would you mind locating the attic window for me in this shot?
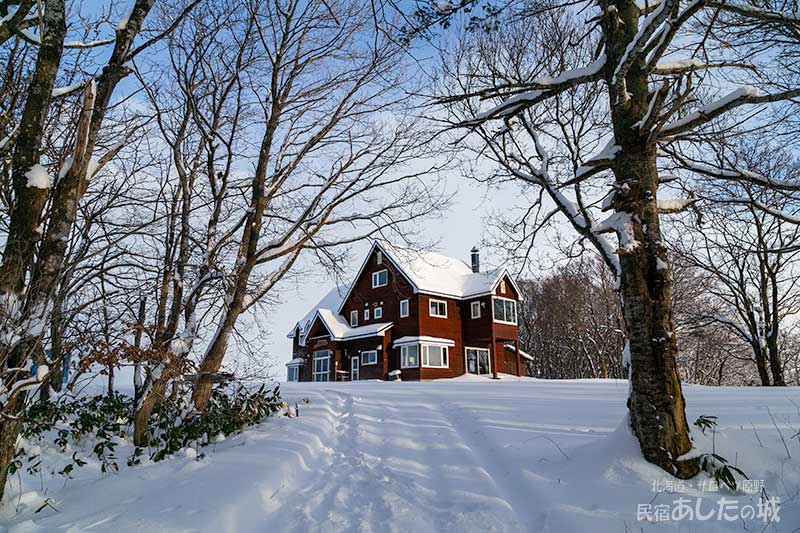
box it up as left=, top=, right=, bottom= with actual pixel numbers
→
left=500, top=279, right=506, bottom=293
left=372, top=269, right=388, bottom=288
left=350, top=310, right=358, bottom=327
left=376, top=250, right=383, bottom=264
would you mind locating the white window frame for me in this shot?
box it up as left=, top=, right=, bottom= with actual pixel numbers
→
left=500, top=279, right=507, bottom=293
left=399, top=299, right=409, bottom=318
left=364, top=308, right=370, bottom=321
left=312, top=350, right=330, bottom=382
left=464, top=347, right=491, bottom=376
left=492, top=296, right=518, bottom=325
left=371, top=269, right=388, bottom=288
left=421, top=344, right=449, bottom=368
left=429, top=298, right=447, bottom=318
left=470, top=301, right=481, bottom=319
left=400, top=345, right=419, bottom=368
left=360, top=350, right=378, bottom=366
left=374, top=306, right=383, bottom=319
left=287, top=366, right=299, bottom=382
left=350, top=310, right=358, bottom=327
left=376, top=250, right=383, bottom=264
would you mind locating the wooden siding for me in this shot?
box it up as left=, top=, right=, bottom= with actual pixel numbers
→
left=291, top=255, right=526, bottom=381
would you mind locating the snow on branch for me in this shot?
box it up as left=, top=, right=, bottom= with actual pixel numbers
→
left=707, top=1, right=800, bottom=25
left=657, top=86, right=800, bottom=137
left=612, top=0, right=678, bottom=91
left=52, top=81, right=87, bottom=98
left=572, top=141, right=621, bottom=181
left=652, top=59, right=754, bottom=75
left=500, top=121, right=622, bottom=282
left=19, top=28, right=114, bottom=48
left=592, top=212, right=640, bottom=254
left=670, top=152, right=800, bottom=191
left=657, top=198, right=697, bottom=213
left=461, top=55, right=606, bottom=125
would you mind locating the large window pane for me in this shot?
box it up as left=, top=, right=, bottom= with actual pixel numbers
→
left=493, top=298, right=504, bottom=320
left=421, top=345, right=448, bottom=367
left=401, top=345, right=418, bottom=368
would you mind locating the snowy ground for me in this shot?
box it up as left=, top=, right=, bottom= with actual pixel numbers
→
left=1, top=376, right=799, bottom=532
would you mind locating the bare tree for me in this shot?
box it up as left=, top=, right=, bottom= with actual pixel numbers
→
left=0, top=0, right=198, bottom=499
left=518, top=258, right=625, bottom=380
left=425, top=0, right=800, bottom=477
left=118, top=0, right=447, bottom=444
left=670, top=148, right=800, bottom=386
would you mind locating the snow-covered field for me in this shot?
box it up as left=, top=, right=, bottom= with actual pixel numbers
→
left=1, top=376, right=799, bottom=532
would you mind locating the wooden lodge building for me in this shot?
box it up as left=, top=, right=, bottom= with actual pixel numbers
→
left=286, top=241, right=530, bottom=382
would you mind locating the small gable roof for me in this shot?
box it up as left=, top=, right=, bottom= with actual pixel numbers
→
left=287, top=286, right=346, bottom=344
left=315, top=309, right=393, bottom=341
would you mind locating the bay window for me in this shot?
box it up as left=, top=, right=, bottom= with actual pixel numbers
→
left=422, top=344, right=448, bottom=368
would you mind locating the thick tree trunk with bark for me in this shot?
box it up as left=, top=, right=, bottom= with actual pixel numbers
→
left=613, top=147, right=697, bottom=477
left=605, top=0, right=698, bottom=478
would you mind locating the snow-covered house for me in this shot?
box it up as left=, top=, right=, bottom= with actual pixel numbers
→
left=286, top=241, right=529, bottom=381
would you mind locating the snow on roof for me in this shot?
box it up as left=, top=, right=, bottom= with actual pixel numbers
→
left=370, top=241, right=515, bottom=300
left=287, top=286, right=346, bottom=340
left=316, top=309, right=392, bottom=341
left=286, top=358, right=304, bottom=366
left=504, top=343, right=533, bottom=361
left=293, top=241, right=521, bottom=342
left=393, top=336, right=456, bottom=348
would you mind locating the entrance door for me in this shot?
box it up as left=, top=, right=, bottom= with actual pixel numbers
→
left=351, top=356, right=359, bottom=381
left=466, top=348, right=491, bottom=375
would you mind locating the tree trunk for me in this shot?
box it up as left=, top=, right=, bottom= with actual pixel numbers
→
left=0, top=0, right=67, bottom=502
left=752, top=342, right=772, bottom=386
left=614, top=145, right=698, bottom=478
left=605, top=0, right=698, bottom=479
left=0, top=398, right=24, bottom=499
left=133, top=374, right=168, bottom=447
left=191, top=312, right=239, bottom=411
left=766, top=338, right=785, bottom=386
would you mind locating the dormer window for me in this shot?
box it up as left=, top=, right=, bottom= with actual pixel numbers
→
left=371, top=269, right=387, bottom=288
left=364, top=308, right=370, bottom=321
left=350, top=310, right=358, bottom=327
left=376, top=250, right=383, bottom=264
left=500, top=279, right=506, bottom=293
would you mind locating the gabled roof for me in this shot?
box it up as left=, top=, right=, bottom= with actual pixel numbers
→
left=336, top=241, right=521, bottom=313
left=314, top=309, right=393, bottom=341
left=288, top=285, right=392, bottom=346
left=287, top=286, right=346, bottom=345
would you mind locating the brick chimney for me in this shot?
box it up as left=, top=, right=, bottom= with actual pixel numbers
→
left=470, top=246, right=480, bottom=273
